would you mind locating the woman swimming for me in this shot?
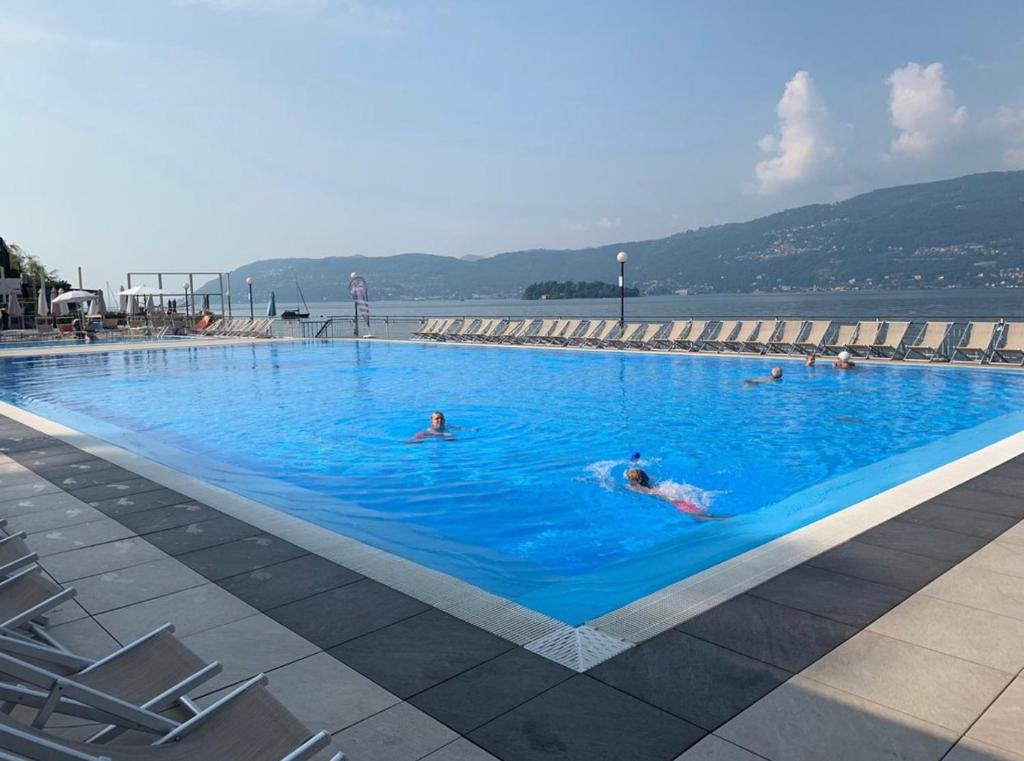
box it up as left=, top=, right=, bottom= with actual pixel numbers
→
left=625, top=467, right=723, bottom=520
left=408, top=410, right=458, bottom=443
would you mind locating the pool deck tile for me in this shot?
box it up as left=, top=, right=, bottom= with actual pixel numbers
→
left=966, top=677, right=1024, bottom=759
left=944, top=737, right=1024, bottom=761
left=408, top=647, right=573, bottom=735
left=25, top=457, right=121, bottom=481
left=421, top=739, right=502, bottom=761
left=804, top=538, right=954, bottom=592
left=0, top=490, right=94, bottom=518
left=675, top=593, right=858, bottom=672
left=143, top=514, right=262, bottom=555
left=47, top=616, right=122, bottom=659
left=3, top=503, right=107, bottom=534
left=28, top=518, right=135, bottom=556
left=94, top=581, right=258, bottom=641
left=853, top=520, right=989, bottom=563
left=180, top=613, right=320, bottom=695
left=469, top=674, right=705, bottom=761
left=675, top=734, right=768, bottom=761
left=266, top=578, right=429, bottom=649
left=921, top=564, right=1024, bottom=621
left=0, top=480, right=60, bottom=503
left=41, top=465, right=144, bottom=490
left=217, top=553, right=364, bottom=611
left=42, top=536, right=170, bottom=582
left=746, top=564, right=909, bottom=628
left=715, top=675, right=957, bottom=761
left=331, top=701, right=459, bottom=761
left=928, top=486, right=1024, bottom=520
left=69, top=556, right=209, bottom=614
left=328, top=608, right=515, bottom=699
left=894, top=502, right=1020, bottom=540
left=115, top=501, right=223, bottom=534
left=62, top=477, right=168, bottom=503
left=175, top=534, right=307, bottom=581
left=588, top=630, right=791, bottom=731
left=800, top=631, right=1013, bottom=732
left=7, top=445, right=97, bottom=468
left=961, top=541, right=1024, bottom=578
left=88, top=488, right=196, bottom=517
left=867, top=594, right=1024, bottom=673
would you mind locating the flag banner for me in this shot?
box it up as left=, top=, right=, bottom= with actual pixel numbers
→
left=349, top=276, right=370, bottom=327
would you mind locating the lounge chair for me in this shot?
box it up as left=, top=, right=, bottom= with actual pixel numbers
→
left=870, top=321, right=912, bottom=358
left=432, top=319, right=457, bottom=341
left=448, top=319, right=479, bottom=342
left=845, top=321, right=884, bottom=357
left=523, top=320, right=557, bottom=344
left=740, top=320, right=779, bottom=353
left=951, top=322, right=998, bottom=362
left=0, top=534, right=38, bottom=579
left=702, top=321, right=743, bottom=352
left=631, top=323, right=664, bottom=350
left=822, top=323, right=857, bottom=355
left=677, top=320, right=709, bottom=351
left=412, top=319, right=439, bottom=338
left=0, top=567, right=76, bottom=639
left=548, top=320, right=581, bottom=345
left=0, top=624, right=220, bottom=739
left=767, top=320, right=806, bottom=354
left=606, top=324, right=643, bottom=349
left=902, top=322, right=952, bottom=361
left=0, top=674, right=341, bottom=761
left=795, top=320, right=832, bottom=354
left=583, top=321, right=619, bottom=348
left=486, top=320, right=522, bottom=343
left=569, top=321, right=604, bottom=347
left=990, top=322, right=1024, bottom=364
left=655, top=321, right=689, bottom=350
left=473, top=319, right=501, bottom=342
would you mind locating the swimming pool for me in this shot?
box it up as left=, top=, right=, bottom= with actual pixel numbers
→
left=0, top=335, right=192, bottom=351
left=2, top=340, right=1023, bottom=624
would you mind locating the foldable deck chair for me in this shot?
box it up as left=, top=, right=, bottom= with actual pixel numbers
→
left=703, top=321, right=743, bottom=352
left=0, top=567, right=76, bottom=639
left=794, top=320, right=831, bottom=354
left=431, top=319, right=457, bottom=341
left=0, top=534, right=38, bottom=579
left=990, top=322, right=1024, bottom=364
left=740, top=320, right=779, bottom=353
left=568, top=321, right=602, bottom=347
left=631, top=323, right=664, bottom=350
left=486, top=320, right=521, bottom=343
left=506, top=319, right=540, bottom=344
left=951, top=322, right=998, bottom=363
left=767, top=320, right=806, bottom=354
left=0, top=624, right=220, bottom=740
left=655, top=321, right=689, bottom=350
left=548, top=320, right=581, bottom=346
left=0, top=675, right=341, bottom=761
left=844, top=321, right=883, bottom=357
left=471, top=319, right=500, bottom=343
left=871, top=321, right=912, bottom=358
left=822, top=323, right=857, bottom=355
left=606, top=324, right=643, bottom=349
left=675, top=320, right=709, bottom=351
left=523, top=320, right=557, bottom=344
left=448, top=319, right=479, bottom=342
left=584, top=321, right=619, bottom=348
left=412, top=319, right=439, bottom=338
left=902, top=322, right=952, bottom=361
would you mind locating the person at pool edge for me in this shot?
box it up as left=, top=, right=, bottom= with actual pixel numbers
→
left=625, top=467, right=722, bottom=520
left=834, top=350, right=856, bottom=369
left=408, top=410, right=459, bottom=442
left=745, top=366, right=783, bottom=385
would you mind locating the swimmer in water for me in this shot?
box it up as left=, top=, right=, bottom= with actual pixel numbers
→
left=805, top=352, right=816, bottom=367
left=745, top=366, right=783, bottom=385
left=833, top=350, right=856, bottom=369
left=408, top=410, right=458, bottom=443
left=625, top=468, right=723, bottom=520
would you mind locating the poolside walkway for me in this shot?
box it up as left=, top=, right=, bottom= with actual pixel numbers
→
left=1, top=411, right=1023, bottom=760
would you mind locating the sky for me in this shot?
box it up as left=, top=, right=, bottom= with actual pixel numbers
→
left=1, top=0, right=1023, bottom=290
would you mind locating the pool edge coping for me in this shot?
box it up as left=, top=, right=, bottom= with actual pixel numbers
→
left=3, top=395, right=1023, bottom=670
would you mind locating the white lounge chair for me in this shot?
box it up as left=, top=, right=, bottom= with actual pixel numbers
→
left=870, top=321, right=912, bottom=358
left=845, top=321, right=884, bottom=357
left=902, top=322, right=952, bottom=361
left=767, top=320, right=806, bottom=354
left=951, top=322, right=998, bottom=362
left=740, top=320, right=779, bottom=353
left=795, top=320, right=832, bottom=354
left=607, top=323, right=643, bottom=349
left=822, top=323, right=858, bottom=355
left=702, top=321, right=743, bottom=352
left=990, top=322, right=1024, bottom=364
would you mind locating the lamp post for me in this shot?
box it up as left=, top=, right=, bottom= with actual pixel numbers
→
left=245, top=277, right=254, bottom=320
left=350, top=272, right=359, bottom=337
left=616, top=251, right=629, bottom=328
left=182, top=282, right=190, bottom=323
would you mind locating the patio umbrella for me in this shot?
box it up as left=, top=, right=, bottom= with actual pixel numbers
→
left=36, top=286, right=49, bottom=317
left=51, top=290, right=98, bottom=305
left=201, top=293, right=210, bottom=312
left=6, top=290, right=22, bottom=319
left=87, top=292, right=106, bottom=318
left=118, top=286, right=128, bottom=313
left=119, top=285, right=171, bottom=297
left=145, top=295, right=155, bottom=314
left=266, top=291, right=276, bottom=317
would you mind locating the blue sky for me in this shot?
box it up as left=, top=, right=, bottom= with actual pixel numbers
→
left=1, top=0, right=1023, bottom=290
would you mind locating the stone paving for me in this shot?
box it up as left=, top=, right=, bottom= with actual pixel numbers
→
left=1, top=412, right=1023, bottom=760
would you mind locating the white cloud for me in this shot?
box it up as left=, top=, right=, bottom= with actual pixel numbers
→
left=596, top=216, right=621, bottom=230
left=1005, top=147, right=1024, bottom=169
left=982, top=105, right=1024, bottom=168
left=886, top=62, right=967, bottom=159
left=752, top=71, right=840, bottom=195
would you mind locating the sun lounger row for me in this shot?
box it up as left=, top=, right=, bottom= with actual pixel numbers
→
left=0, top=529, right=343, bottom=761
left=413, top=317, right=1024, bottom=363
left=199, top=317, right=275, bottom=338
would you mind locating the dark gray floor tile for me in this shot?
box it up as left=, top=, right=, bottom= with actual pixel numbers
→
left=329, top=608, right=514, bottom=699
left=409, top=647, right=572, bottom=735
left=67, top=478, right=166, bottom=503
left=964, top=471, right=1021, bottom=498
left=806, top=539, right=953, bottom=592
left=0, top=436, right=57, bottom=454
left=855, top=519, right=988, bottom=562
left=42, top=465, right=141, bottom=490
left=29, top=458, right=120, bottom=481
left=470, top=674, right=704, bottom=761
left=10, top=446, right=95, bottom=467
left=748, top=565, right=908, bottom=628
left=117, top=502, right=222, bottom=534
left=177, top=535, right=307, bottom=581
left=929, top=485, right=1024, bottom=519
left=590, top=630, right=790, bottom=731
left=895, top=501, right=1018, bottom=540
left=144, top=515, right=261, bottom=555
left=90, top=488, right=195, bottom=517
left=676, top=593, right=857, bottom=672
left=267, top=579, right=428, bottom=649
left=218, top=554, right=362, bottom=611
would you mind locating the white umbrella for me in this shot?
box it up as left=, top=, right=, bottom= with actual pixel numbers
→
left=118, top=286, right=128, bottom=313
left=87, top=292, right=106, bottom=318
left=6, top=290, right=22, bottom=319
left=145, top=295, right=155, bottom=314
left=36, top=287, right=49, bottom=317
left=120, top=285, right=172, bottom=297
left=51, top=290, right=97, bottom=305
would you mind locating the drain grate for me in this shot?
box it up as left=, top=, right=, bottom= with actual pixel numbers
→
left=524, top=625, right=633, bottom=671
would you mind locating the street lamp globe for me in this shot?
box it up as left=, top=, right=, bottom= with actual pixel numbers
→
left=245, top=277, right=253, bottom=286
left=350, top=272, right=358, bottom=280
left=616, top=251, right=629, bottom=264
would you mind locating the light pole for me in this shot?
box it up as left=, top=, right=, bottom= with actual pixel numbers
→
left=350, top=272, right=359, bottom=337
left=245, top=277, right=254, bottom=320
left=616, top=251, right=629, bottom=328
left=182, top=282, right=190, bottom=323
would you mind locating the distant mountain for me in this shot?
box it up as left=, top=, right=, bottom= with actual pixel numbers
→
left=199, top=171, right=1024, bottom=301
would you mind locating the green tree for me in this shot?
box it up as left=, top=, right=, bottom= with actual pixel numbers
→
left=8, top=244, right=70, bottom=289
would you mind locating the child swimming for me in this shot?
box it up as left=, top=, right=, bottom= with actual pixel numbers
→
left=625, top=467, right=722, bottom=519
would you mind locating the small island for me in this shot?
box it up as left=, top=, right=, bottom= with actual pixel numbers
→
left=522, top=280, right=640, bottom=300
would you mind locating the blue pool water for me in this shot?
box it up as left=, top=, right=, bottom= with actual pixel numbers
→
left=2, top=340, right=1023, bottom=624
left=0, top=336, right=190, bottom=351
